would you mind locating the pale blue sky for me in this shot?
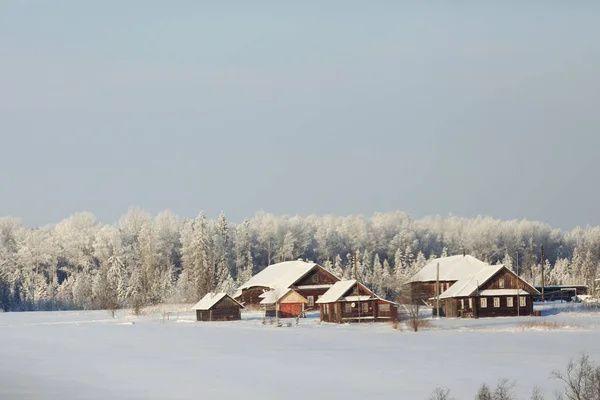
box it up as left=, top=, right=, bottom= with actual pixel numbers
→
left=1, top=2, right=599, bottom=229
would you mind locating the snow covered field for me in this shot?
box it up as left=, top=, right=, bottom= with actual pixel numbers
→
left=1, top=304, right=599, bottom=400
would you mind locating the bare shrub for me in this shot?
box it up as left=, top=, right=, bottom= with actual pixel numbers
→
left=399, top=283, right=430, bottom=332
left=474, top=379, right=515, bottom=400
left=475, top=383, right=493, bottom=400
left=494, top=379, right=516, bottom=400
left=530, top=386, right=544, bottom=400
left=429, top=387, right=453, bottom=400
left=552, top=353, right=600, bottom=400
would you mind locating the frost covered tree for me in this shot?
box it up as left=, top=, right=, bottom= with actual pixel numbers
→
left=5, top=207, right=600, bottom=311
left=333, top=254, right=344, bottom=279
left=180, top=213, right=212, bottom=301
left=235, top=219, right=253, bottom=286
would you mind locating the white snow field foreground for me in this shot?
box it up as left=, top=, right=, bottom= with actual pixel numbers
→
left=1, top=303, right=599, bottom=400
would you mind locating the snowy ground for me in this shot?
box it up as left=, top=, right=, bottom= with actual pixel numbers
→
left=1, top=303, right=599, bottom=400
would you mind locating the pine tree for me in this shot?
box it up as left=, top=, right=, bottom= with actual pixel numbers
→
left=382, top=259, right=392, bottom=297
left=372, top=254, right=383, bottom=295
left=361, top=250, right=371, bottom=284
left=333, top=254, right=344, bottom=279
left=214, top=212, right=232, bottom=294
left=502, top=251, right=514, bottom=272
left=278, top=232, right=296, bottom=262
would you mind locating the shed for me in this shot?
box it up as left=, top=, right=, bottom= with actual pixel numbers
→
left=192, top=293, right=244, bottom=322
left=260, top=289, right=308, bottom=318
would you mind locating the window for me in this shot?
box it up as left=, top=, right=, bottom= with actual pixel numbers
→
left=493, top=297, right=500, bottom=308
left=507, top=297, right=514, bottom=307
left=480, top=298, right=488, bottom=308
left=468, top=298, right=473, bottom=309
left=379, top=304, right=390, bottom=312
left=520, top=296, right=526, bottom=307
left=345, top=303, right=352, bottom=313
left=362, top=302, right=369, bottom=313
left=323, top=305, right=328, bottom=315
left=499, top=279, right=505, bottom=288
left=312, top=274, right=319, bottom=283
left=307, top=296, right=314, bottom=306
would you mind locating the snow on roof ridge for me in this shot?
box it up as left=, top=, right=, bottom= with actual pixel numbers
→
left=236, top=260, right=320, bottom=293
left=192, top=292, right=228, bottom=310
left=408, top=254, right=491, bottom=283
left=316, top=280, right=357, bottom=304
left=438, top=264, right=505, bottom=299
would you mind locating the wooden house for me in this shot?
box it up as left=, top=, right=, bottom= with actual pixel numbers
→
left=192, top=293, right=244, bottom=322
left=316, top=280, right=398, bottom=323
left=406, top=255, right=491, bottom=303
left=234, top=260, right=340, bottom=310
left=260, top=289, right=308, bottom=318
left=433, top=264, right=540, bottom=318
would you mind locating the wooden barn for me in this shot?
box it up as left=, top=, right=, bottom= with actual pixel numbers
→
left=316, top=280, right=398, bottom=323
left=435, top=264, right=540, bottom=318
left=260, top=289, right=308, bottom=318
left=192, top=293, right=244, bottom=322
left=234, top=259, right=340, bottom=310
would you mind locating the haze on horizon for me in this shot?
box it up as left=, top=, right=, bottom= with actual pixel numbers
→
left=1, top=2, right=599, bottom=230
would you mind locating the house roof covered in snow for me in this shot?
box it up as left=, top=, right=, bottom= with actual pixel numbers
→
left=316, top=280, right=358, bottom=304
left=479, top=289, right=531, bottom=296
left=192, top=293, right=244, bottom=310
left=408, top=255, right=490, bottom=283
left=437, top=265, right=505, bottom=299
left=316, top=280, right=397, bottom=305
left=259, top=288, right=293, bottom=305
left=234, top=260, right=324, bottom=297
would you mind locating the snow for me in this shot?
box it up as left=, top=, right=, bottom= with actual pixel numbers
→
left=479, top=289, right=530, bottom=296
left=316, top=279, right=357, bottom=304
left=408, top=254, right=492, bottom=282
left=438, top=265, right=505, bottom=299
left=1, top=306, right=600, bottom=399
left=234, top=260, right=319, bottom=297
left=258, top=288, right=294, bottom=305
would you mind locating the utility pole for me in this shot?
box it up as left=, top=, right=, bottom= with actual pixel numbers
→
left=540, top=244, right=545, bottom=305
left=516, top=252, right=520, bottom=317
left=436, top=262, right=440, bottom=318
left=354, top=250, right=360, bottom=323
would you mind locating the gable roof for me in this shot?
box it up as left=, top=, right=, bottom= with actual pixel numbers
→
left=234, top=260, right=328, bottom=297
left=409, top=255, right=490, bottom=283
left=438, top=265, right=504, bottom=299
left=259, top=288, right=308, bottom=305
left=316, top=280, right=397, bottom=305
left=438, top=265, right=541, bottom=299
left=192, top=293, right=244, bottom=310
left=316, top=280, right=358, bottom=304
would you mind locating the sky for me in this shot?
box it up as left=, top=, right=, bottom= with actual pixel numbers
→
left=1, top=2, right=599, bottom=230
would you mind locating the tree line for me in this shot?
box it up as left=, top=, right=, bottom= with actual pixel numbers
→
left=1, top=209, right=599, bottom=312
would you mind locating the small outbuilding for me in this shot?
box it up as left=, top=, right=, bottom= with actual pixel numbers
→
left=316, top=280, right=398, bottom=323
left=260, top=289, right=308, bottom=318
left=192, top=293, right=244, bottom=322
